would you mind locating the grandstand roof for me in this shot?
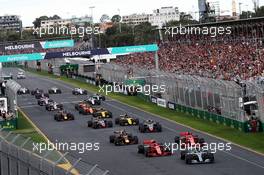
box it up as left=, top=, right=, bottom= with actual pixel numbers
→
left=160, top=16, right=264, bottom=30
left=190, top=16, right=264, bottom=27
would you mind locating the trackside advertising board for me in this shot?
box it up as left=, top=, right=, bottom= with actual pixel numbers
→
left=168, top=102, right=176, bottom=110
left=157, top=98, right=167, bottom=108
left=0, top=53, right=45, bottom=62
left=0, top=44, right=159, bottom=62
left=44, top=48, right=110, bottom=59
left=40, top=39, right=74, bottom=49
left=108, top=44, right=159, bottom=54
left=151, top=96, right=157, bottom=104
left=0, top=39, right=74, bottom=51
left=0, top=49, right=109, bottom=62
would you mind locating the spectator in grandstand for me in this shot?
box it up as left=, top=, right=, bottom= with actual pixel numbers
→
left=114, top=39, right=264, bottom=81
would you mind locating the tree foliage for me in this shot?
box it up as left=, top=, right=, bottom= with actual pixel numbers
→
left=240, top=5, right=264, bottom=19
left=33, top=15, right=61, bottom=28
left=111, top=15, right=121, bottom=23
left=100, top=14, right=110, bottom=23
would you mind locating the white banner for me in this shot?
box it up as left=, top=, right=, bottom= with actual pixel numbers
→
left=157, top=98, right=166, bottom=108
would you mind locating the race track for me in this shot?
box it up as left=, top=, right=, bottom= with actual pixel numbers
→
left=5, top=68, right=264, bottom=175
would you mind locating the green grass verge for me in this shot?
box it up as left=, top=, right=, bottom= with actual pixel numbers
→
left=13, top=110, right=47, bottom=143
left=13, top=110, right=67, bottom=164
left=25, top=68, right=264, bottom=154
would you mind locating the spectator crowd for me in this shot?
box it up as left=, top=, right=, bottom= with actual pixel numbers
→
left=114, top=39, right=264, bottom=81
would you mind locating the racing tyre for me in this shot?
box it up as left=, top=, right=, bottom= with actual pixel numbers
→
left=185, top=155, right=192, bottom=164
left=119, top=120, right=126, bottom=126
left=180, top=152, right=186, bottom=160
left=93, top=113, right=98, bottom=118
left=68, top=114, right=74, bottom=120
left=138, top=145, right=144, bottom=154
left=114, top=138, right=122, bottom=146
left=88, top=121, right=93, bottom=127
left=144, top=147, right=150, bottom=157
left=109, top=135, right=115, bottom=143
left=92, top=123, right=98, bottom=129
left=139, top=124, right=145, bottom=133
left=199, top=138, right=205, bottom=144
left=58, top=105, right=63, bottom=110
left=135, top=118, right=139, bottom=125
left=44, top=93, right=49, bottom=98
left=54, top=115, right=62, bottom=121
left=107, top=121, right=113, bottom=128
left=115, top=118, right=120, bottom=125
left=156, top=124, right=162, bottom=132
left=174, top=136, right=180, bottom=144
left=209, top=154, right=214, bottom=163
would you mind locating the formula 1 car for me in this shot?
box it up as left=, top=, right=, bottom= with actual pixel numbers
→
left=115, top=114, right=139, bottom=126
left=138, top=140, right=172, bottom=157
left=72, top=88, right=88, bottom=95
left=54, top=110, right=74, bottom=121
left=92, top=109, right=112, bottom=118
left=75, top=101, right=98, bottom=115
left=87, top=118, right=113, bottom=129
left=48, top=87, right=62, bottom=94
left=77, top=104, right=94, bottom=115
left=92, top=94, right=106, bottom=101
left=38, top=97, right=53, bottom=106
left=174, top=132, right=205, bottom=148
left=46, top=102, right=63, bottom=111
left=109, top=130, right=138, bottom=146
left=17, top=87, right=30, bottom=95
left=86, top=97, right=101, bottom=105
left=17, top=72, right=26, bottom=79
left=35, top=92, right=49, bottom=99
left=139, top=120, right=162, bottom=133
left=75, top=101, right=89, bottom=110
left=31, top=88, right=44, bottom=95
left=180, top=148, right=214, bottom=164
left=31, top=88, right=49, bottom=99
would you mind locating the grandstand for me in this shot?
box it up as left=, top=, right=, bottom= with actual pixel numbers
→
left=114, top=17, right=264, bottom=81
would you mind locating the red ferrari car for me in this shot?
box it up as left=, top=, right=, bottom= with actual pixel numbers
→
left=138, top=140, right=172, bottom=157
left=174, top=132, right=205, bottom=148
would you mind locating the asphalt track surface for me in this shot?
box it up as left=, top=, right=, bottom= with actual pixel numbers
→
left=5, top=68, right=264, bottom=175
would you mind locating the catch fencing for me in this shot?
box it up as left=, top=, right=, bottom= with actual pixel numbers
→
left=0, top=129, right=110, bottom=175
left=98, top=63, right=264, bottom=131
